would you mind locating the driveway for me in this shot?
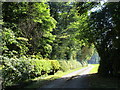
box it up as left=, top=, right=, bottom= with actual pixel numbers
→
left=38, top=65, right=94, bottom=88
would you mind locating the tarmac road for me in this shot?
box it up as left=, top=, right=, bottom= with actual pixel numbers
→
left=38, top=65, right=94, bottom=88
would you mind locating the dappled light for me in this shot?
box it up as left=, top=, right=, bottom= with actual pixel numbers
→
left=1, top=1, right=120, bottom=89
left=40, top=73, right=120, bottom=88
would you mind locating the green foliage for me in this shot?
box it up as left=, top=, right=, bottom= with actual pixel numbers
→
left=2, top=28, right=17, bottom=45
left=49, top=2, right=81, bottom=60
left=2, top=2, right=95, bottom=62
left=2, top=56, right=34, bottom=86
left=16, top=37, right=28, bottom=41
left=67, top=60, right=82, bottom=69
left=2, top=2, right=56, bottom=57
left=2, top=2, right=109, bottom=87
left=30, top=59, right=52, bottom=76
left=30, top=53, right=43, bottom=59
left=2, top=28, right=29, bottom=57
left=58, top=60, right=82, bottom=72
left=80, top=45, right=95, bottom=61
left=58, top=60, right=69, bottom=72
left=2, top=55, right=61, bottom=86
left=2, top=54, right=82, bottom=87
left=50, top=60, right=60, bottom=70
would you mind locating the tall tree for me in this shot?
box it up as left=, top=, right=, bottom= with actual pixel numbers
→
left=48, top=2, right=77, bottom=60
left=2, top=2, right=56, bottom=57
left=74, top=2, right=120, bottom=76
left=48, top=2, right=93, bottom=62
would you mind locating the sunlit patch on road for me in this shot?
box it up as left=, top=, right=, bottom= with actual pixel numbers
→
left=40, top=65, right=94, bottom=88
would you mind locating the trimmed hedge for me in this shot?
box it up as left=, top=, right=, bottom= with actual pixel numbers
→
left=68, top=60, right=82, bottom=69
left=50, top=60, right=60, bottom=70
left=2, top=56, right=60, bottom=86
left=58, top=60, right=82, bottom=72
left=50, top=60, right=60, bottom=73
left=2, top=56, right=81, bottom=87
left=2, top=56, right=34, bottom=86
left=30, top=59, right=53, bottom=76
left=58, top=60, right=70, bottom=72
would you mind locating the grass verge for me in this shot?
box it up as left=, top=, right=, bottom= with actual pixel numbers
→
left=0, top=65, right=2, bottom=76
left=88, top=64, right=120, bottom=88
left=89, top=64, right=99, bottom=74
left=25, top=66, right=87, bottom=88
left=0, top=65, right=2, bottom=70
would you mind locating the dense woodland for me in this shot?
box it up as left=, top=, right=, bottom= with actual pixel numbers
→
left=1, top=1, right=120, bottom=87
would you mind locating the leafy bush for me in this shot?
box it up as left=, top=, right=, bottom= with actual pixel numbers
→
left=2, top=56, right=34, bottom=86
left=2, top=54, right=82, bottom=87
left=58, top=60, right=82, bottom=72
left=30, top=59, right=52, bottom=76
left=67, top=60, right=82, bottom=69
left=58, top=60, right=70, bottom=72
left=2, top=56, right=61, bottom=86
left=50, top=60, right=60, bottom=72
left=2, top=28, right=29, bottom=57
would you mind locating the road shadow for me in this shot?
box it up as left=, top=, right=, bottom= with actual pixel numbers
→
left=85, top=73, right=120, bottom=88
left=40, top=73, right=120, bottom=89
left=3, top=73, right=120, bottom=90
left=61, top=73, right=120, bottom=89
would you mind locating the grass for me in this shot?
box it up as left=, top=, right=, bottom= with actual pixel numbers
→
left=0, top=65, right=2, bottom=70
left=45, top=66, right=87, bottom=79
left=0, top=65, right=3, bottom=75
left=0, top=67, right=2, bottom=70
left=89, top=64, right=99, bottom=74
left=25, top=66, right=87, bottom=88
left=88, top=64, right=120, bottom=88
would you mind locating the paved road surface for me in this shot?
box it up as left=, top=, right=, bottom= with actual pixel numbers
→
left=38, top=65, right=94, bottom=89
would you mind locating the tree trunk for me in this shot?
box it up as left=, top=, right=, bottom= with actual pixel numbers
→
left=96, top=45, right=119, bottom=76
left=97, top=52, right=110, bottom=76
left=95, top=44, right=112, bottom=76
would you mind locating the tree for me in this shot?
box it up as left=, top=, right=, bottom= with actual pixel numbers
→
left=48, top=2, right=78, bottom=60
left=2, top=2, right=56, bottom=58
left=74, top=2, right=120, bottom=76
left=48, top=2, right=94, bottom=63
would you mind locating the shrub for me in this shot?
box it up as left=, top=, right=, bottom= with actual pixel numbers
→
left=2, top=56, right=34, bottom=86
left=58, top=60, right=70, bottom=72
left=2, top=55, right=82, bottom=87
left=58, top=60, right=82, bottom=72
left=2, top=56, right=59, bottom=86
left=50, top=60, right=60, bottom=72
left=30, top=59, right=43, bottom=76
left=30, top=59, right=52, bottom=76
left=41, top=60, right=52, bottom=74
left=67, top=60, right=82, bottom=69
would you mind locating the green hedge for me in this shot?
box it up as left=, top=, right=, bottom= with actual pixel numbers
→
left=2, top=55, right=81, bottom=87
left=50, top=60, right=60, bottom=70
left=58, top=60, right=82, bottom=72
left=68, top=60, right=82, bottom=69
left=50, top=60, right=60, bottom=72
left=2, top=56, right=60, bottom=86
left=58, top=60, right=70, bottom=72
left=2, top=56, right=34, bottom=86
left=30, top=59, right=53, bottom=76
